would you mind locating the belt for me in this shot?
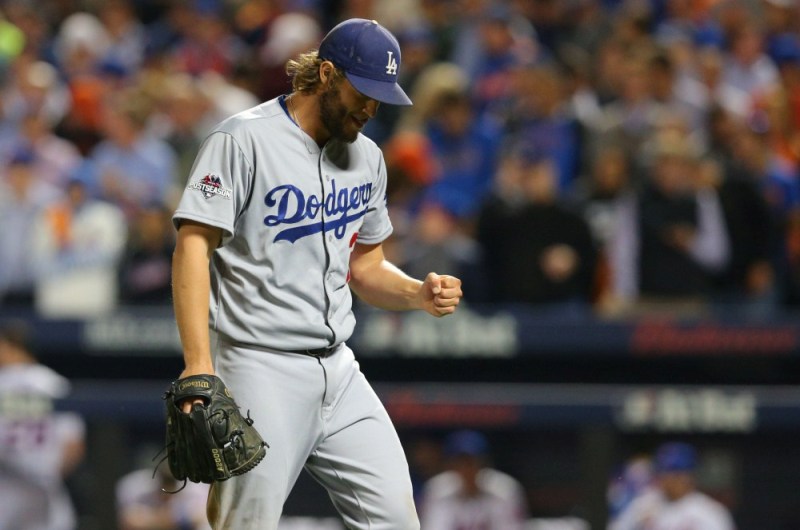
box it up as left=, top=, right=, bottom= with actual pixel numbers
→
left=216, top=333, right=341, bottom=357
left=291, top=345, right=339, bottom=358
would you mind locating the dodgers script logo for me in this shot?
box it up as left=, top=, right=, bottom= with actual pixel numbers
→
left=189, top=174, right=232, bottom=200
left=264, top=180, right=372, bottom=243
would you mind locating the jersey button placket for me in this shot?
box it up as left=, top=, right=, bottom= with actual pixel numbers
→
left=324, top=175, right=332, bottom=241
left=319, top=157, right=338, bottom=343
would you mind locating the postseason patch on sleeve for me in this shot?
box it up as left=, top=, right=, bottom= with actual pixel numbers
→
left=188, top=174, right=232, bottom=200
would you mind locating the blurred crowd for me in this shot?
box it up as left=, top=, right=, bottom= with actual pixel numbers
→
left=2, top=0, right=800, bottom=319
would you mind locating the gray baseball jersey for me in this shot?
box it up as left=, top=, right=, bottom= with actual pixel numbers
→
left=173, top=96, right=393, bottom=351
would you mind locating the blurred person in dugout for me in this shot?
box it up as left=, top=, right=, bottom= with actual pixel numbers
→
left=609, top=442, right=735, bottom=530
left=419, top=430, right=528, bottom=530
left=0, top=320, right=86, bottom=530
left=116, top=464, right=210, bottom=530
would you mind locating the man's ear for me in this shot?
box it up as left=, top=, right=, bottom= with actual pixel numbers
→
left=319, top=61, right=331, bottom=85
left=319, top=61, right=335, bottom=86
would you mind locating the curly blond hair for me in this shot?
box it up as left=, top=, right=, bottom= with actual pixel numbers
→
left=286, top=50, right=345, bottom=93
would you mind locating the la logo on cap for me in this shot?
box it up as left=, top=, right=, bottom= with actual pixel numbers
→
left=385, top=51, right=398, bottom=75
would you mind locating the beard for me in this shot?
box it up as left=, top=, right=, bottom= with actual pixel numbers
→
left=319, top=82, right=359, bottom=144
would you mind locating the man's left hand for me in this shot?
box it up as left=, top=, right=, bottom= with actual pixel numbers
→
left=420, top=272, right=462, bottom=317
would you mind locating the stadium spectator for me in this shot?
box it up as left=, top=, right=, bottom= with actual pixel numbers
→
left=576, top=145, right=633, bottom=305
left=607, top=130, right=730, bottom=314
left=646, top=50, right=707, bottom=135
left=729, top=121, right=800, bottom=219
left=594, top=53, right=665, bottom=166
left=609, top=442, right=735, bottom=530
left=421, top=87, right=502, bottom=219
left=0, top=320, right=86, bottom=530
left=420, top=429, right=528, bottom=530
left=477, top=145, right=596, bottom=307
left=82, top=88, right=178, bottom=218
left=469, top=4, right=540, bottom=116
left=0, top=148, right=62, bottom=308
left=0, top=59, right=71, bottom=131
left=677, top=47, right=753, bottom=123
left=577, top=145, right=633, bottom=251
left=11, top=111, right=83, bottom=188
left=118, top=201, right=175, bottom=305
left=587, top=36, right=630, bottom=107
left=96, top=0, right=147, bottom=74
left=503, top=63, right=582, bottom=194
left=31, top=176, right=127, bottom=317
left=728, top=123, right=800, bottom=301
left=722, top=23, right=781, bottom=105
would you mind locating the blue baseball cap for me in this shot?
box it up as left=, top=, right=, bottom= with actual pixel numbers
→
left=319, top=18, right=412, bottom=106
left=443, top=430, right=489, bottom=457
left=655, top=442, right=697, bottom=473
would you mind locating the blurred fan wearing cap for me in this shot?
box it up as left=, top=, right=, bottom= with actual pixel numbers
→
left=653, top=442, right=698, bottom=502
left=610, top=442, right=735, bottom=530
left=419, top=430, right=528, bottom=530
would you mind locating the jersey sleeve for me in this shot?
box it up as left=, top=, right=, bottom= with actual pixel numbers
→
left=356, top=150, right=393, bottom=244
left=173, top=131, right=253, bottom=244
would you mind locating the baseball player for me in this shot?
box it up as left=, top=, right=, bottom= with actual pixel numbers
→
left=609, top=442, right=735, bottom=530
left=0, top=320, right=86, bottom=530
left=420, top=430, right=529, bottom=530
left=171, top=18, right=462, bottom=530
